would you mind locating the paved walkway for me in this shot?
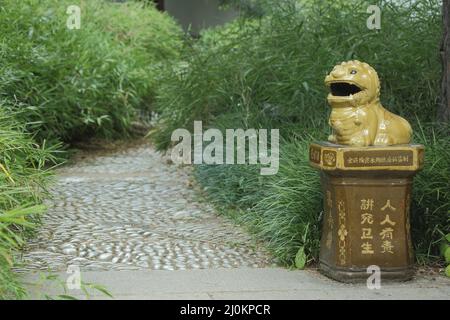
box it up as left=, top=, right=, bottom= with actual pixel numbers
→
left=18, top=142, right=272, bottom=272
left=24, top=268, right=450, bottom=300
left=19, top=142, right=450, bottom=299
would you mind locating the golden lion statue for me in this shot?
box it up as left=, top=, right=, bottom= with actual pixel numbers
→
left=325, top=60, right=412, bottom=146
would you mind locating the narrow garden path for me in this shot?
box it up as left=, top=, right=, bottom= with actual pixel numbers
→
left=20, top=142, right=273, bottom=272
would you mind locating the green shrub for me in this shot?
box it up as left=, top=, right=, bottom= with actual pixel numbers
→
left=412, top=124, right=450, bottom=263
left=0, top=0, right=182, bottom=143
left=440, top=234, right=450, bottom=277
left=0, top=107, right=56, bottom=299
left=155, top=0, right=447, bottom=266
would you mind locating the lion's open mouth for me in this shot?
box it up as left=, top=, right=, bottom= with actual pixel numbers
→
left=329, top=82, right=362, bottom=96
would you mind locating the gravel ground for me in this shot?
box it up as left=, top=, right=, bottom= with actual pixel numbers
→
left=17, top=142, right=274, bottom=272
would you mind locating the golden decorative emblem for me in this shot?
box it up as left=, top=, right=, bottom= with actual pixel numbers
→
left=325, top=60, right=412, bottom=146
left=323, top=151, right=336, bottom=167
left=325, top=191, right=333, bottom=249
left=337, top=200, right=347, bottom=265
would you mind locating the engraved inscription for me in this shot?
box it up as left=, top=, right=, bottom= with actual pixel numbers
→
left=344, top=150, right=413, bottom=167
left=309, top=146, right=321, bottom=164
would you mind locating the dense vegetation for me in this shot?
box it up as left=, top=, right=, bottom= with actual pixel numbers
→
left=0, top=0, right=181, bottom=143
left=0, top=0, right=182, bottom=299
left=0, top=110, right=55, bottom=299
left=153, top=0, right=450, bottom=267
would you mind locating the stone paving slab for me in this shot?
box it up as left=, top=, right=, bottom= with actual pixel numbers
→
left=24, top=268, right=450, bottom=300
left=17, top=143, right=273, bottom=272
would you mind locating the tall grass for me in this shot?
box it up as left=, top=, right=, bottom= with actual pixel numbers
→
left=0, top=0, right=182, bottom=143
left=155, top=0, right=448, bottom=266
left=0, top=107, right=57, bottom=299
left=412, top=123, right=450, bottom=264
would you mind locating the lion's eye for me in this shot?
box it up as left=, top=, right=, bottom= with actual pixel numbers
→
left=350, top=70, right=357, bottom=74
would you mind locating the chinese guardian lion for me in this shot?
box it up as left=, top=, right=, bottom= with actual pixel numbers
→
left=325, top=60, right=412, bottom=146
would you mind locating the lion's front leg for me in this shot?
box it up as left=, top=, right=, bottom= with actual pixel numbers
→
left=328, top=132, right=337, bottom=143
left=373, top=133, right=394, bottom=146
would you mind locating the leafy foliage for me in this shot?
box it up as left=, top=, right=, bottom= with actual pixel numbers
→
left=0, top=0, right=182, bottom=143
left=0, top=108, right=57, bottom=299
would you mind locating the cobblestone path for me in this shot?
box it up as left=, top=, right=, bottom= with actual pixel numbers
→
left=19, top=143, right=273, bottom=272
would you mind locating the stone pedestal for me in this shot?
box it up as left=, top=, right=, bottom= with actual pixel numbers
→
left=309, top=142, right=424, bottom=283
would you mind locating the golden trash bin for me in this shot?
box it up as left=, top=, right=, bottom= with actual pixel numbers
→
left=309, top=142, right=424, bottom=282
